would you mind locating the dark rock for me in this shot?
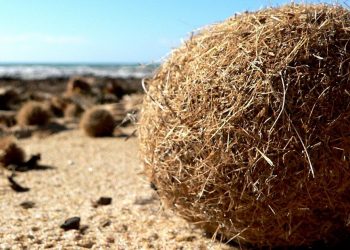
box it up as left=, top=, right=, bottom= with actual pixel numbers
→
left=60, top=217, right=80, bottom=231
left=97, top=196, right=112, bottom=205
left=20, top=201, right=35, bottom=209
left=93, top=196, right=112, bottom=207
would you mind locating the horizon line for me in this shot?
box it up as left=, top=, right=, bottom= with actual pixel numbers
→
left=0, top=61, right=160, bottom=65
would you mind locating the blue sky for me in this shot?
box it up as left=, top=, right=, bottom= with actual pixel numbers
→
left=0, top=0, right=339, bottom=63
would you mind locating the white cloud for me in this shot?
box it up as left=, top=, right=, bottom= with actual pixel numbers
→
left=0, top=33, right=86, bottom=45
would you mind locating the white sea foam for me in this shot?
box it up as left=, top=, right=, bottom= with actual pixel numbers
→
left=0, top=64, right=157, bottom=80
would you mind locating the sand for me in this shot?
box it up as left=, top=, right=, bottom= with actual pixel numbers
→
left=0, top=126, right=234, bottom=249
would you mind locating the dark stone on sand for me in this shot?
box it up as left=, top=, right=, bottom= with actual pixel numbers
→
left=96, top=196, right=112, bottom=206
left=60, top=217, right=81, bottom=231
left=20, top=201, right=35, bottom=209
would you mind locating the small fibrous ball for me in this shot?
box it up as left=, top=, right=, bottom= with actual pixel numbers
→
left=139, top=4, right=350, bottom=248
left=47, top=96, right=69, bottom=117
left=65, top=77, right=91, bottom=96
left=0, top=87, right=20, bottom=110
left=17, top=102, right=51, bottom=126
left=0, top=136, right=25, bottom=167
left=64, top=103, right=84, bottom=119
left=104, top=80, right=125, bottom=99
left=80, top=107, right=115, bottom=137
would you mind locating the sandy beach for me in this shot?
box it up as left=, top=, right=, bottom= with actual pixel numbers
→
left=0, top=77, right=234, bottom=249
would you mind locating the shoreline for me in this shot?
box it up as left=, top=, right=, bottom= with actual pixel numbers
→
left=0, top=76, right=144, bottom=95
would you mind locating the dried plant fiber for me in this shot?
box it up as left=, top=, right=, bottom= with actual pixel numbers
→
left=139, top=4, right=350, bottom=247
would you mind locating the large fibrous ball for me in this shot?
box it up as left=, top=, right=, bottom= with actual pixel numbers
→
left=17, top=101, right=51, bottom=126
left=0, top=136, right=25, bottom=167
left=139, top=4, right=350, bottom=247
left=80, top=108, right=115, bottom=137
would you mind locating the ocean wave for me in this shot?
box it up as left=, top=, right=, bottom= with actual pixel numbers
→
left=0, top=64, right=157, bottom=80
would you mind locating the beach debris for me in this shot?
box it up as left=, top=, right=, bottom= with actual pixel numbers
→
left=17, top=101, right=51, bottom=127
left=80, top=107, right=115, bottom=137
left=139, top=4, right=350, bottom=248
left=134, top=195, right=156, bottom=205
left=9, top=126, right=34, bottom=139
left=46, top=96, right=69, bottom=117
left=0, top=136, right=26, bottom=168
left=0, top=87, right=20, bottom=110
left=100, top=219, right=112, bottom=228
left=14, top=154, right=42, bottom=172
left=77, top=239, right=94, bottom=248
left=115, top=224, right=128, bottom=233
left=8, top=174, right=30, bottom=192
left=106, top=236, right=115, bottom=244
left=0, top=111, right=16, bottom=128
left=79, top=225, right=89, bottom=235
left=96, top=196, right=112, bottom=206
left=20, top=201, right=36, bottom=209
left=150, top=182, right=158, bottom=191
left=65, top=77, right=91, bottom=96
left=92, top=196, right=112, bottom=208
left=124, top=129, right=137, bottom=141
left=176, top=235, right=197, bottom=242
left=64, top=103, right=84, bottom=119
left=104, top=81, right=125, bottom=99
left=25, top=153, right=41, bottom=168
left=60, top=217, right=81, bottom=231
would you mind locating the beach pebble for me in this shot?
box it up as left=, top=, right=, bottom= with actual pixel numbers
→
left=60, top=217, right=80, bottom=231
left=100, top=219, right=111, bottom=228
left=97, top=196, right=112, bottom=206
left=20, top=201, right=35, bottom=209
left=92, top=196, right=112, bottom=208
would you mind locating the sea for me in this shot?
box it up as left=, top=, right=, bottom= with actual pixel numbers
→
left=0, top=63, right=158, bottom=80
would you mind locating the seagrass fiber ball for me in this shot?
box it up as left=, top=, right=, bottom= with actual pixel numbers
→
left=65, top=77, right=91, bottom=95
left=17, top=101, right=51, bottom=126
left=139, top=4, right=350, bottom=248
left=0, top=136, right=25, bottom=167
left=80, top=107, right=115, bottom=137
